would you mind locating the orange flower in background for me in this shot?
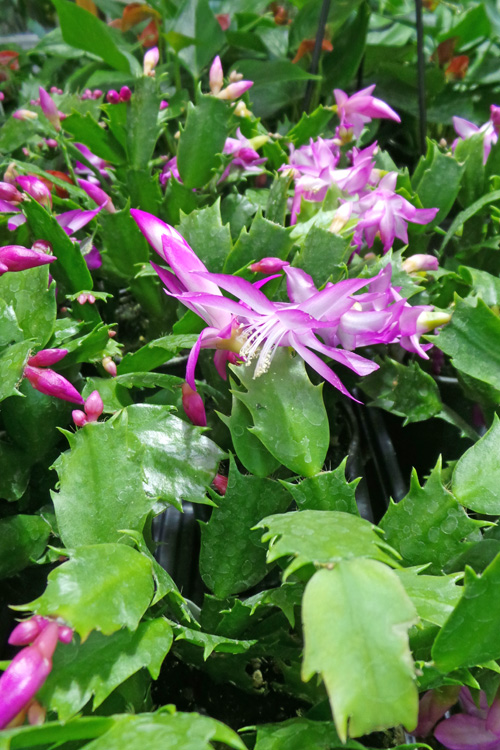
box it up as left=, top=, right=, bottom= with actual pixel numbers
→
left=432, top=37, right=457, bottom=66
left=138, top=18, right=159, bottom=48
left=292, top=38, right=333, bottom=64
left=422, top=0, right=439, bottom=9
left=108, top=3, right=160, bottom=46
left=215, top=14, right=230, bottom=31
left=75, top=0, right=98, bottom=15
left=445, top=55, right=469, bottom=80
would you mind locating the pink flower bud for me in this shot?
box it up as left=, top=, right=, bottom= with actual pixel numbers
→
left=72, top=410, right=88, bottom=427
left=0, top=92, right=4, bottom=102
left=0, top=622, right=59, bottom=730
left=12, top=109, right=38, bottom=121
left=31, top=240, right=53, bottom=254
left=182, top=382, right=207, bottom=427
left=143, top=46, right=159, bottom=76
left=102, top=357, right=117, bottom=377
left=50, top=87, right=59, bottom=94
left=38, top=87, right=61, bottom=131
left=84, top=390, right=103, bottom=422
left=27, top=700, right=46, bottom=726
left=28, top=349, right=68, bottom=367
left=159, top=99, right=169, bottom=111
left=0, top=245, right=56, bottom=274
left=0, top=181, right=23, bottom=203
left=108, top=330, right=117, bottom=338
left=45, top=138, right=58, bottom=148
left=77, top=178, right=115, bottom=212
left=24, top=366, right=84, bottom=405
left=229, top=71, right=243, bottom=83
left=209, top=56, right=224, bottom=95
left=402, top=254, right=439, bottom=273
left=248, top=257, right=289, bottom=274
left=16, top=175, right=52, bottom=209
left=217, top=80, right=253, bottom=100
left=93, top=89, right=103, bottom=99
left=212, top=474, right=228, bottom=495
left=216, top=13, right=230, bottom=30
left=106, top=90, right=120, bottom=105
left=8, top=618, right=48, bottom=647
left=57, top=626, right=73, bottom=644
left=119, top=86, right=131, bottom=103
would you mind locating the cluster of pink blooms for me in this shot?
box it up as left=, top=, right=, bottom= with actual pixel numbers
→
left=131, top=210, right=449, bottom=421
left=106, top=86, right=132, bottom=104
left=80, top=88, right=103, bottom=100
left=416, top=687, right=500, bottom=750
left=285, top=86, right=439, bottom=249
left=0, top=617, right=73, bottom=730
left=453, top=104, right=500, bottom=163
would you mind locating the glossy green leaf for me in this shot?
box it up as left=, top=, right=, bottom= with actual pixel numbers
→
left=293, top=226, right=351, bottom=287
left=253, top=718, right=365, bottom=750
left=380, top=460, right=484, bottom=574
left=452, top=415, right=500, bottom=514
left=52, top=0, right=134, bottom=73
left=411, top=141, right=465, bottom=228
left=454, top=133, right=485, bottom=207
left=302, top=562, right=418, bottom=740
left=0, top=515, right=50, bottom=578
left=127, top=76, right=161, bottom=170
left=287, top=107, right=334, bottom=147
left=118, top=334, right=198, bottom=375
left=439, top=190, right=500, bottom=253
left=83, top=710, right=245, bottom=750
left=258, top=509, right=398, bottom=577
left=265, top=171, right=293, bottom=225
left=39, top=618, right=173, bottom=718
left=429, top=297, right=500, bottom=392
left=224, top=211, right=294, bottom=273
left=163, top=177, right=199, bottom=225
left=360, top=358, right=442, bottom=424
left=99, top=207, right=150, bottom=278
left=125, top=404, right=224, bottom=508
left=177, top=95, right=229, bottom=189
left=432, top=554, right=500, bottom=671
left=52, top=418, right=151, bottom=547
left=0, top=716, right=115, bottom=750
left=178, top=200, right=232, bottom=273
left=0, top=441, right=31, bottom=502
left=0, top=299, right=23, bottom=347
left=174, top=624, right=256, bottom=660
left=0, top=340, right=32, bottom=403
left=200, top=456, right=290, bottom=598
left=23, top=544, right=154, bottom=640
left=231, top=348, right=329, bottom=477
left=0, top=267, right=56, bottom=348
left=63, top=111, right=126, bottom=164
left=218, top=380, right=280, bottom=478
left=280, top=458, right=360, bottom=515
left=394, top=567, right=462, bottom=627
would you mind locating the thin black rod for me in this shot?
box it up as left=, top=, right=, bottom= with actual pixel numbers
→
left=303, top=0, right=331, bottom=113
left=415, top=0, right=427, bottom=154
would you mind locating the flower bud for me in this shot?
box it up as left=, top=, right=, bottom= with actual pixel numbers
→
left=106, top=89, right=120, bottom=105
left=45, top=138, right=58, bottom=148
left=416, top=310, right=452, bottom=333
left=229, top=70, right=243, bottom=83
left=16, top=175, right=52, bottom=209
left=119, top=86, right=132, bottom=103
left=0, top=181, right=23, bottom=203
left=57, top=626, right=73, bottom=644
left=102, top=357, right=117, bottom=377
left=77, top=178, right=115, bottom=212
left=215, top=13, right=230, bottom=30
left=0, top=245, right=56, bottom=274
left=38, top=87, right=61, bottom=131
left=159, top=99, right=169, bottom=111
left=8, top=618, right=48, bottom=647
left=24, top=366, right=84, bottom=405
left=31, top=240, right=52, bottom=254
left=84, top=390, right=103, bottom=422
left=143, top=46, right=159, bottom=77
left=0, top=92, right=4, bottom=102
left=329, top=202, right=352, bottom=234
left=28, top=349, right=67, bottom=367
left=249, top=257, right=289, bottom=273
left=12, top=109, right=38, bottom=121
left=27, top=700, right=46, bottom=726
left=181, top=382, right=207, bottom=426
left=77, top=293, right=96, bottom=305
left=72, top=410, right=88, bottom=427
left=233, top=100, right=251, bottom=118
left=402, top=254, right=439, bottom=274
left=209, top=56, right=224, bottom=95
left=217, top=80, right=253, bottom=100
left=212, top=474, right=228, bottom=495
left=93, top=89, right=103, bottom=99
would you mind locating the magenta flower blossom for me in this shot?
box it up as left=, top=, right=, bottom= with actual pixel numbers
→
left=402, top=254, right=439, bottom=273
left=77, top=178, right=116, bottom=213
left=72, top=389, right=104, bottom=427
left=452, top=105, right=500, bottom=163
left=130, top=209, right=442, bottom=399
left=106, top=90, right=120, bottom=105
left=16, top=175, right=52, bottom=209
left=38, top=86, right=61, bottom=131
left=0, top=621, right=59, bottom=730
left=159, top=155, right=181, bottom=187
left=433, top=688, right=500, bottom=750
left=350, top=172, right=439, bottom=252
left=0, top=181, right=23, bottom=203
left=24, top=348, right=84, bottom=405
left=334, top=84, right=400, bottom=141
left=249, top=258, right=290, bottom=273
left=181, top=382, right=207, bottom=426
left=0, top=245, right=55, bottom=275
left=119, top=86, right=131, bottom=103
left=74, top=143, right=112, bottom=180
left=221, top=129, right=267, bottom=181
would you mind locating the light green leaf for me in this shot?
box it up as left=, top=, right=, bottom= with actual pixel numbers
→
left=22, top=544, right=154, bottom=640
left=0, top=716, right=115, bottom=750
left=0, top=340, right=32, bottom=403
left=432, top=554, right=500, bottom=671
left=302, top=561, right=418, bottom=741
left=253, top=718, right=365, bottom=750
left=380, top=459, right=484, bottom=574
left=452, top=415, right=500, bottom=514
left=287, top=108, right=335, bottom=147
left=232, top=348, right=329, bottom=477
left=118, top=334, right=198, bottom=375
left=224, top=211, right=294, bottom=273
left=394, top=567, right=463, bottom=627
left=293, top=225, right=352, bottom=287
left=0, top=267, right=56, bottom=348
left=280, top=458, right=360, bottom=515
left=127, top=75, right=161, bottom=170
left=411, top=140, right=465, bottom=228
left=177, top=95, right=229, bottom=189
left=199, top=456, right=290, bottom=598
left=0, top=515, right=50, bottom=578
left=178, top=200, right=232, bottom=273
left=39, top=618, right=173, bottom=718
left=258, top=509, right=398, bottom=578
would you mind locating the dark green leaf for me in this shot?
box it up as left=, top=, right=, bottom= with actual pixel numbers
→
left=0, top=267, right=56, bottom=348
left=0, top=716, right=115, bottom=749
left=174, top=624, right=256, bottom=660
left=302, top=562, right=418, bottom=741
left=280, top=458, right=360, bottom=515
left=127, top=76, right=161, bottom=170
left=118, top=334, right=198, bottom=375
left=293, top=226, right=352, bottom=287
left=287, top=107, right=334, bottom=147
left=0, top=441, right=31, bottom=502
left=177, top=95, right=229, bottom=189
left=172, top=0, right=226, bottom=78
left=439, top=190, right=500, bottom=253
left=224, top=210, right=294, bottom=273
left=23, top=544, right=154, bottom=640
left=199, top=456, right=290, bottom=598
left=178, top=200, right=232, bottom=273
left=411, top=141, right=465, bottom=228
left=0, top=515, right=50, bottom=578
left=265, top=172, right=293, bottom=225
left=452, top=415, right=500, bottom=514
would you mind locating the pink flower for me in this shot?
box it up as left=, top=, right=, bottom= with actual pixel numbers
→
left=38, top=87, right=61, bottom=131
left=221, top=129, right=267, bottom=180
left=452, top=105, right=500, bottom=163
left=23, top=348, right=84, bottom=405
left=181, top=382, right=207, bottom=426
left=143, top=46, right=159, bottom=76
left=433, top=688, right=500, bottom=750
left=0, top=245, right=56, bottom=275
left=159, top=156, right=181, bottom=186
left=12, top=109, right=38, bottom=121
left=77, top=178, right=115, bottom=213
left=208, top=56, right=253, bottom=100
left=249, top=258, right=290, bottom=273
left=334, top=84, right=400, bottom=140
left=212, top=474, right=228, bottom=494
left=16, top=175, right=52, bottom=209
left=72, top=389, right=104, bottom=427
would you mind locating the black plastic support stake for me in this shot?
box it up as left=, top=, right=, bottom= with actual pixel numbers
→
left=415, top=0, right=427, bottom=155
left=303, top=0, right=331, bottom=113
